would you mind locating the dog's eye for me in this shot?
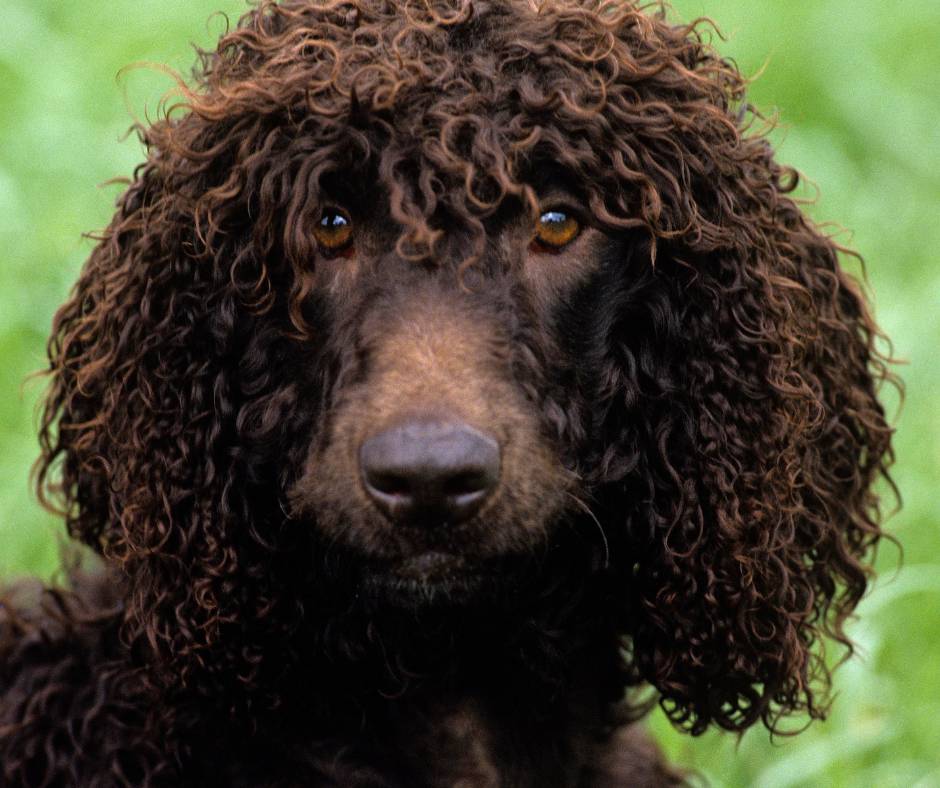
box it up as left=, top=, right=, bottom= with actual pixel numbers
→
left=532, top=209, right=581, bottom=252
left=314, top=208, right=354, bottom=256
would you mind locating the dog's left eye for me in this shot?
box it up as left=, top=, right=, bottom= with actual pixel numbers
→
left=314, top=208, right=354, bottom=256
left=532, top=209, right=582, bottom=252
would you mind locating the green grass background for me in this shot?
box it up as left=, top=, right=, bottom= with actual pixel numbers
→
left=1, top=1, right=937, bottom=785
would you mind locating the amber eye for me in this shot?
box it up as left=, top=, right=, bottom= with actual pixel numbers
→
left=532, top=209, right=581, bottom=251
left=313, top=208, right=354, bottom=255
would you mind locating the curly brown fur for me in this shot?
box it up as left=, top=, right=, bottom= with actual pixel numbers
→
left=1, top=0, right=894, bottom=784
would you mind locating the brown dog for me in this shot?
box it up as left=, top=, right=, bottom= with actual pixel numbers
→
left=1, top=0, right=894, bottom=784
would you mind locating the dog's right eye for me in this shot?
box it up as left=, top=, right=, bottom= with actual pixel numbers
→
left=314, top=208, right=354, bottom=257
left=531, top=208, right=582, bottom=253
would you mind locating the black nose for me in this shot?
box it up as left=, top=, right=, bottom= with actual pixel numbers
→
left=359, top=418, right=500, bottom=527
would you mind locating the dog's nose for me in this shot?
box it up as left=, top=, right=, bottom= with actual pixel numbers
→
left=359, top=418, right=500, bottom=526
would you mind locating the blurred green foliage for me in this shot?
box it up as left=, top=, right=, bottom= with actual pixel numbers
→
left=1, top=1, right=937, bottom=785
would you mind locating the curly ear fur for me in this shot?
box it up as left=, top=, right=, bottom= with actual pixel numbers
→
left=593, top=131, right=895, bottom=734
left=35, top=122, right=316, bottom=704
left=31, top=0, right=894, bottom=739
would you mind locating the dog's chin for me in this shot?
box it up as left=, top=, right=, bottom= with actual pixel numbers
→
left=359, top=551, right=502, bottom=609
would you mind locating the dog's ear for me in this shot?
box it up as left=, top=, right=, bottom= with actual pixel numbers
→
left=594, top=148, right=896, bottom=734
left=34, top=103, right=318, bottom=705
left=33, top=1, right=370, bottom=713
left=561, top=7, right=900, bottom=737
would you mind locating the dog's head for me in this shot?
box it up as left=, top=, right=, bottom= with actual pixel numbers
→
left=37, top=0, right=894, bottom=735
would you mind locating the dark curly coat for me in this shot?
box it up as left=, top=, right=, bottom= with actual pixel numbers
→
left=0, top=0, right=895, bottom=785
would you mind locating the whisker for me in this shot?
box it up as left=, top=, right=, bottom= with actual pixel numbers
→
left=565, top=491, right=609, bottom=570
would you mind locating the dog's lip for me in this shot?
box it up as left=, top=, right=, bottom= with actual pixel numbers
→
left=364, top=549, right=482, bottom=590
left=390, top=550, right=466, bottom=580
left=359, top=550, right=486, bottom=606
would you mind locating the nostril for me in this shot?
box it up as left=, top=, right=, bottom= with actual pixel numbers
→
left=359, top=418, right=501, bottom=526
left=367, top=471, right=413, bottom=498
left=442, top=470, right=489, bottom=498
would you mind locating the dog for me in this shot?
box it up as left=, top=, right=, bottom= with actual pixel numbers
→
left=0, top=0, right=894, bottom=784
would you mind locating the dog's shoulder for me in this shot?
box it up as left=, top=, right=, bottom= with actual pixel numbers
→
left=581, top=725, right=689, bottom=788
left=1, top=571, right=123, bottom=691
left=0, top=572, right=170, bottom=786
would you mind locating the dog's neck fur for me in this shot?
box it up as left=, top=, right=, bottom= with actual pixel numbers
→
left=27, top=550, right=635, bottom=784
left=1, top=542, right=677, bottom=785
left=212, top=639, right=614, bottom=786
left=175, top=572, right=625, bottom=785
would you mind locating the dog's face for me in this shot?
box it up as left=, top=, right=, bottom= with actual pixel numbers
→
left=287, top=182, right=624, bottom=604
left=40, top=0, right=892, bottom=732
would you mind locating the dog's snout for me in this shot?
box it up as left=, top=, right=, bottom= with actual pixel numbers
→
left=360, top=419, right=500, bottom=526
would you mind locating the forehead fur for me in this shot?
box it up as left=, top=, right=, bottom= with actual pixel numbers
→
left=148, top=0, right=756, bottom=271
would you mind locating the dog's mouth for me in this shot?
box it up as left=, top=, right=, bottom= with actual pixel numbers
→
left=359, top=550, right=497, bottom=607
left=394, top=550, right=464, bottom=579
